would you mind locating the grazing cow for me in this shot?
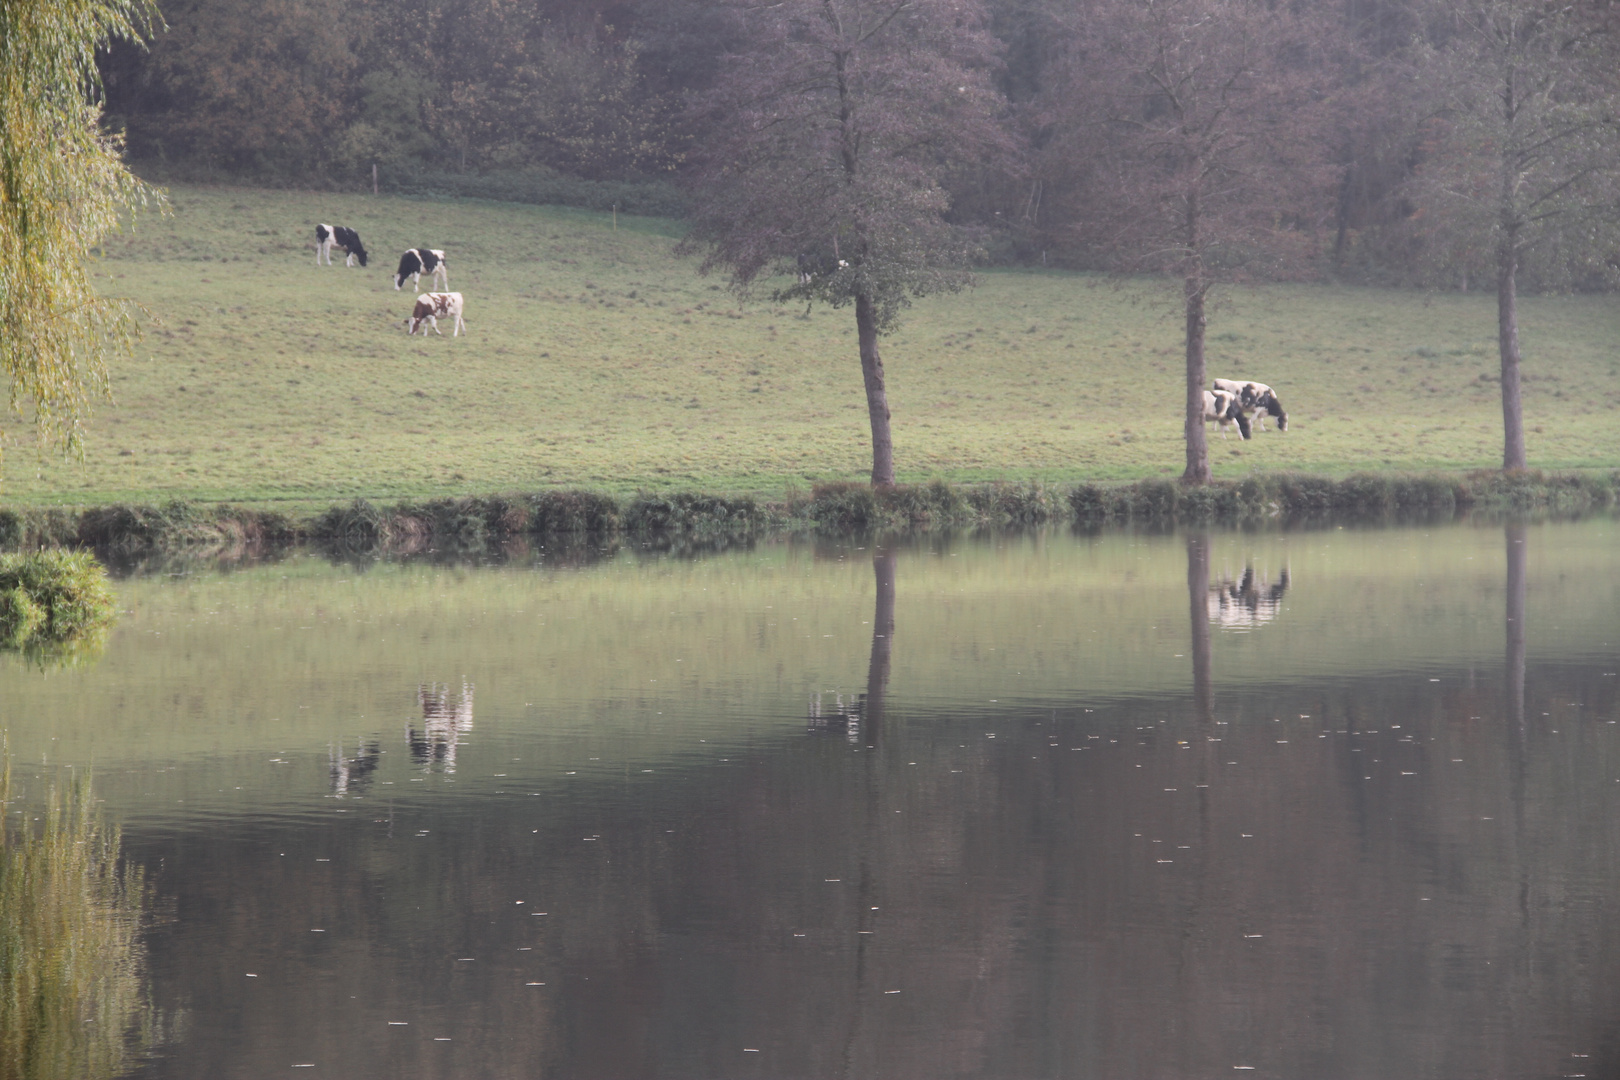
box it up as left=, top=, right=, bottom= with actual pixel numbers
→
left=394, top=248, right=448, bottom=292
left=1203, top=388, right=1253, bottom=440
left=315, top=224, right=368, bottom=267
left=1212, top=378, right=1288, bottom=432
left=404, top=291, right=466, bottom=336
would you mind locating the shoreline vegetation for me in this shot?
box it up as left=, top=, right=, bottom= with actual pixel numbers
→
left=1, top=470, right=1614, bottom=558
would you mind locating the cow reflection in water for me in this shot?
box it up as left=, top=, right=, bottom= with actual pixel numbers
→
left=409, top=681, right=475, bottom=773
left=808, top=691, right=864, bottom=743
left=329, top=738, right=382, bottom=797
left=1208, top=565, right=1290, bottom=629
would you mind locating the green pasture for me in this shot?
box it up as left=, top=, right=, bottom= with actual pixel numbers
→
left=2, top=183, right=1617, bottom=507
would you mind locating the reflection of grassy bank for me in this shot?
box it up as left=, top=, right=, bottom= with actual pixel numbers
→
left=4, top=518, right=1616, bottom=785
left=0, top=765, right=153, bottom=1080
left=1, top=469, right=1615, bottom=556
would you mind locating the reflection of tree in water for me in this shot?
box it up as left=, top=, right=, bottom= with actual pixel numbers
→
left=1505, top=522, right=1527, bottom=732
left=328, top=738, right=382, bottom=797
left=0, top=768, right=155, bottom=1080
left=806, top=549, right=895, bottom=751
left=1207, top=563, right=1290, bottom=630
left=1188, top=533, right=1213, bottom=723
left=408, top=681, right=475, bottom=773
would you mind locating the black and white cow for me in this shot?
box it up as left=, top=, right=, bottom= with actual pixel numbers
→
left=1212, top=378, right=1288, bottom=432
left=1203, top=388, right=1253, bottom=440
left=394, top=248, right=448, bottom=292
left=315, top=224, right=368, bottom=267
left=404, top=292, right=466, bottom=337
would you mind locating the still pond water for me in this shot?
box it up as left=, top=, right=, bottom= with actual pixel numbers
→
left=4, top=518, right=1620, bottom=1080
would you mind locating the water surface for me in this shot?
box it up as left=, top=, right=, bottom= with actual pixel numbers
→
left=3, top=519, right=1618, bottom=1079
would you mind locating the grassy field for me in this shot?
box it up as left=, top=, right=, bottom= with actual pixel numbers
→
left=2, top=182, right=1617, bottom=508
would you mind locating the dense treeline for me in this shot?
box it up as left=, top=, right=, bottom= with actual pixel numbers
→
left=98, top=0, right=1620, bottom=290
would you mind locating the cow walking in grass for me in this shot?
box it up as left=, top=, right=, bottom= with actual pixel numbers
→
left=1204, top=388, right=1252, bottom=440
left=394, top=248, right=448, bottom=292
left=315, top=224, right=367, bottom=267
left=404, top=292, right=466, bottom=337
left=1212, top=379, right=1287, bottom=432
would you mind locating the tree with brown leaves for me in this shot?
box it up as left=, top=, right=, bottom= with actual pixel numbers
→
left=680, top=0, right=1009, bottom=487
left=1046, top=0, right=1337, bottom=483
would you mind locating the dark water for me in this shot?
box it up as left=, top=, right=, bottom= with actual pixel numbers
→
left=3, top=519, right=1618, bottom=1080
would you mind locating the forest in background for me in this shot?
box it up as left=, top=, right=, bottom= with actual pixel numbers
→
left=95, top=0, right=1620, bottom=291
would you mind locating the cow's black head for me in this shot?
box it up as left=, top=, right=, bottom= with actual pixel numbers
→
left=394, top=250, right=422, bottom=290
left=1265, top=394, right=1287, bottom=431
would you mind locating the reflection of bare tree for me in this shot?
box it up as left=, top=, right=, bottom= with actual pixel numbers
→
left=806, top=548, right=897, bottom=750
left=328, top=739, right=382, bottom=798
left=1505, top=522, right=1527, bottom=731
left=863, top=548, right=896, bottom=751
left=408, top=681, right=474, bottom=773
left=1188, top=533, right=1213, bottom=722
left=1505, top=522, right=1529, bottom=833
left=1207, top=564, right=1290, bottom=630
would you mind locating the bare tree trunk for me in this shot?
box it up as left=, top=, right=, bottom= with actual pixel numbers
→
left=1497, top=231, right=1527, bottom=471
left=855, top=292, right=895, bottom=487
left=1182, top=276, right=1210, bottom=485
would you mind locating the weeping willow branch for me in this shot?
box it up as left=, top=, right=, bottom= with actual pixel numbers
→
left=0, top=0, right=165, bottom=475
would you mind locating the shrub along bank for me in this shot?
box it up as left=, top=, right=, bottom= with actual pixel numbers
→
left=0, top=470, right=1615, bottom=556
left=0, top=550, right=116, bottom=651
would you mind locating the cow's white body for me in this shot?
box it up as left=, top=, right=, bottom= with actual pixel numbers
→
left=1203, top=388, right=1252, bottom=440
left=405, top=292, right=466, bottom=337
left=1212, top=379, right=1287, bottom=432
left=395, top=248, right=448, bottom=292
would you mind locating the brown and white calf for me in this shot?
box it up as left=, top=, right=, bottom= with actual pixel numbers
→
left=394, top=248, right=448, bottom=292
left=404, top=292, right=466, bottom=337
left=1203, top=388, right=1252, bottom=440
left=1212, top=379, right=1288, bottom=432
left=315, top=224, right=367, bottom=267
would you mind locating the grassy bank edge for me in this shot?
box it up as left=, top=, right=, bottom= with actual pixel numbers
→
left=1, top=469, right=1615, bottom=555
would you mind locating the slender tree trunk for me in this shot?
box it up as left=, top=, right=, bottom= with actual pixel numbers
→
left=1182, top=276, right=1210, bottom=485
left=855, top=292, right=895, bottom=487
left=1332, top=168, right=1355, bottom=267
left=1497, top=232, right=1526, bottom=471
